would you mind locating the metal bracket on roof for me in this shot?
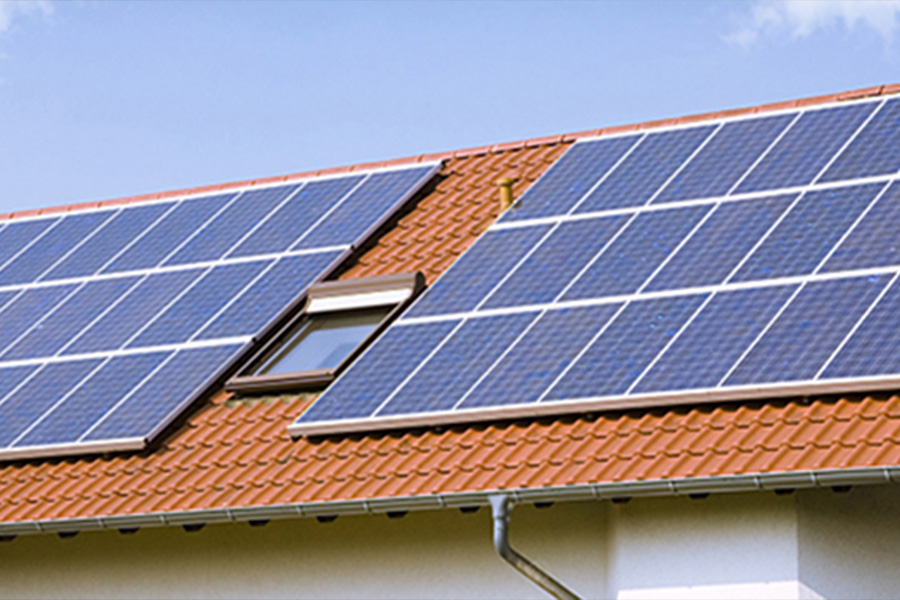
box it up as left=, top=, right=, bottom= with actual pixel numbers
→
left=488, top=494, right=582, bottom=600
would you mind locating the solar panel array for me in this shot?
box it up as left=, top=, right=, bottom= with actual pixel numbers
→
left=291, top=96, right=900, bottom=436
left=0, top=163, right=438, bottom=459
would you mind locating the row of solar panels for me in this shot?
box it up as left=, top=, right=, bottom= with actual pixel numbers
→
left=0, top=164, right=439, bottom=459
left=296, top=270, right=898, bottom=425
left=502, top=97, right=899, bottom=222
left=408, top=181, right=897, bottom=317
left=293, top=95, right=900, bottom=433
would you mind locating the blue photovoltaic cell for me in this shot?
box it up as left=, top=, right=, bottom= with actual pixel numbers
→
left=644, top=195, right=795, bottom=292
left=0, top=218, right=59, bottom=269
left=546, top=295, right=707, bottom=400
left=633, top=286, right=797, bottom=393
left=165, top=185, right=299, bottom=266
left=0, top=285, right=76, bottom=355
left=298, top=320, right=460, bottom=423
left=562, top=205, right=710, bottom=300
left=461, top=304, right=623, bottom=409
left=483, top=216, right=628, bottom=309
left=0, top=365, right=40, bottom=404
left=823, top=280, right=900, bottom=379
left=42, top=203, right=174, bottom=281
left=229, top=177, right=363, bottom=258
left=500, top=136, right=642, bottom=221
left=15, top=352, right=169, bottom=447
left=128, top=261, right=271, bottom=348
left=405, top=225, right=552, bottom=318
left=655, top=114, right=793, bottom=203
left=294, top=167, right=434, bottom=250
left=84, top=345, right=242, bottom=442
left=0, top=211, right=115, bottom=286
left=102, top=193, right=235, bottom=274
left=736, top=103, right=877, bottom=193
left=726, top=275, right=889, bottom=386
left=196, top=251, right=342, bottom=340
left=380, top=313, right=535, bottom=415
left=822, top=181, right=899, bottom=272
left=731, top=183, right=882, bottom=282
left=2, top=277, right=140, bottom=360
left=574, top=126, right=715, bottom=213
left=0, top=359, right=102, bottom=447
left=820, top=98, right=900, bottom=182
left=63, top=270, right=203, bottom=355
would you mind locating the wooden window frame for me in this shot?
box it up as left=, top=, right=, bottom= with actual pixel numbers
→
left=226, top=272, right=425, bottom=394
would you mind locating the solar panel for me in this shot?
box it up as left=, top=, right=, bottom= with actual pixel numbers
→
left=291, top=95, right=900, bottom=437
left=0, top=162, right=439, bottom=460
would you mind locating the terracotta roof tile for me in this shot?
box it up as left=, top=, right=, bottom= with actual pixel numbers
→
left=2, top=84, right=900, bottom=529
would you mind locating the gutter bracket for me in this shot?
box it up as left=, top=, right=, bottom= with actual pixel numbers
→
left=489, top=494, right=582, bottom=600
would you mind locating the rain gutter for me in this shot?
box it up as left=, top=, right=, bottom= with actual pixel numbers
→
left=2, top=465, right=898, bottom=537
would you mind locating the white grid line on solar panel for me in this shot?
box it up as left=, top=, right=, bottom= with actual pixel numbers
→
left=0, top=336, right=252, bottom=368
left=816, top=271, right=900, bottom=380
left=0, top=245, right=349, bottom=295
left=490, top=172, right=899, bottom=232
left=398, top=264, right=900, bottom=324
left=0, top=161, right=440, bottom=225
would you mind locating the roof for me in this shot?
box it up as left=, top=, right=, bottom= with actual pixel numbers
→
left=3, top=83, right=900, bottom=534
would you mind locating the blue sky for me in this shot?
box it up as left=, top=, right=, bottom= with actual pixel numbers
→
left=1, top=0, right=899, bottom=212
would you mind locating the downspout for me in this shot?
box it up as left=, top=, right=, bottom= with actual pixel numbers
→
left=489, top=494, right=582, bottom=600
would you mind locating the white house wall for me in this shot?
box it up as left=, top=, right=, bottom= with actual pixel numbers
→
left=0, top=488, right=898, bottom=599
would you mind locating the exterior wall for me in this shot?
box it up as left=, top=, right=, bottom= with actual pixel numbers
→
left=0, top=489, right=896, bottom=599
left=798, top=484, right=900, bottom=599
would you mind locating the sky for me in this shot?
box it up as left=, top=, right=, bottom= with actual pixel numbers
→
left=1, top=0, right=900, bottom=213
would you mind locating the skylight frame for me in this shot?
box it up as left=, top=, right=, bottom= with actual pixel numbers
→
left=226, top=272, right=425, bottom=395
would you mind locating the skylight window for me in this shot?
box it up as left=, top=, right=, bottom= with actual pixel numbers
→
left=227, top=272, right=424, bottom=394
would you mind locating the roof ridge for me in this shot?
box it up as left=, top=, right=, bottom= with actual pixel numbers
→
left=3, top=82, right=897, bottom=223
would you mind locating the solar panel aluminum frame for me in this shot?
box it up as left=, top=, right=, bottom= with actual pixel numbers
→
left=288, top=371, right=900, bottom=438
left=0, top=162, right=441, bottom=462
left=227, top=272, right=425, bottom=395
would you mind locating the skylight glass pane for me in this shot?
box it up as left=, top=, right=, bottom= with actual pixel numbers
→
left=258, top=306, right=392, bottom=374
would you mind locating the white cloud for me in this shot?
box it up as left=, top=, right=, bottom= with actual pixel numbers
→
left=0, top=1, right=53, bottom=38
left=725, top=0, right=900, bottom=46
